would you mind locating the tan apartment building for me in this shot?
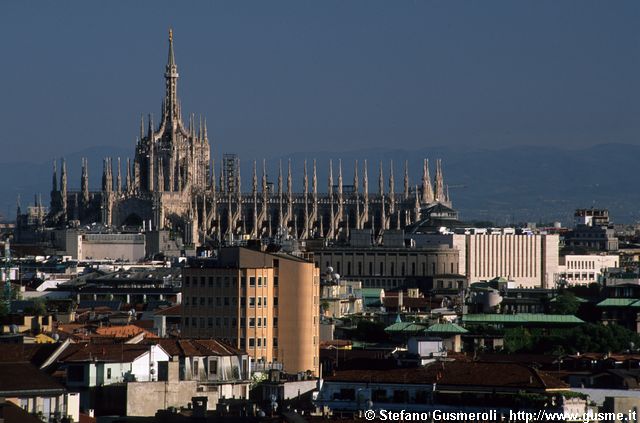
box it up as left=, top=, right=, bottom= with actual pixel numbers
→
left=181, top=247, right=320, bottom=375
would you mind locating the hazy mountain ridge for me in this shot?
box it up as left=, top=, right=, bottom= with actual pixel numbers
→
left=1, top=143, right=638, bottom=225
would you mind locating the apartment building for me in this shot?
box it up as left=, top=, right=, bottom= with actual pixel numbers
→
left=182, top=247, right=320, bottom=375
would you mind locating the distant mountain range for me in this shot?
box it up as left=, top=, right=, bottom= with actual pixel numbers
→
left=2, top=143, right=638, bottom=225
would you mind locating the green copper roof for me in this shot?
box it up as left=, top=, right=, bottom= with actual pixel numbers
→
left=425, top=323, right=468, bottom=335
left=362, top=288, right=384, bottom=297
left=596, top=298, right=640, bottom=307
left=462, top=313, right=584, bottom=325
left=384, top=322, right=427, bottom=333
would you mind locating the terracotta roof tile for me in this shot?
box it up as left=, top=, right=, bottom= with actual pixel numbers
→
left=94, top=324, right=157, bottom=339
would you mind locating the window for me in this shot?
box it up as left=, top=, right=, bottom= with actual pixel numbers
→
left=200, top=277, right=205, bottom=287
left=224, top=277, right=230, bottom=288
left=274, top=276, right=279, bottom=286
left=241, top=297, right=246, bottom=307
left=216, top=277, right=222, bottom=288
left=273, top=317, right=278, bottom=327
left=273, top=297, right=278, bottom=307
left=273, top=259, right=279, bottom=268
left=200, top=317, right=205, bottom=328
left=240, top=318, right=245, bottom=328
left=184, top=276, right=190, bottom=287
left=191, top=297, right=197, bottom=307
left=257, top=318, right=262, bottom=327
left=249, top=318, right=255, bottom=327
left=199, top=297, right=205, bottom=306
left=257, top=297, right=262, bottom=307
left=249, top=297, right=255, bottom=308
left=216, top=317, right=221, bottom=326
left=216, top=297, right=222, bottom=306
left=208, top=317, right=213, bottom=328
left=224, top=297, right=229, bottom=306
left=209, top=359, right=218, bottom=376
left=107, top=368, right=112, bottom=379
left=184, top=317, right=190, bottom=327
left=258, top=277, right=262, bottom=287
left=208, top=277, right=214, bottom=287
left=263, top=317, right=267, bottom=327
left=208, top=297, right=213, bottom=306
left=240, top=338, right=245, bottom=348
left=232, top=318, right=237, bottom=327
left=250, top=277, right=256, bottom=286
left=249, top=338, right=255, bottom=347
left=263, top=297, right=267, bottom=307
left=257, top=338, right=262, bottom=347
left=273, top=337, right=278, bottom=347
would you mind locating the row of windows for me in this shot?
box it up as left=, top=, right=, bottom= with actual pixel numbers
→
left=185, top=296, right=279, bottom=308
left=186, top=297, right=236, bottom=307
left=322, top=259, right=455, bottom=277
left=240, top=337, right=277, bottom=348
left=184, top=275, right=237, bottom=288
left=184, top=316, right=278, bottom=328
left=184, top=316, right=237, bottom=328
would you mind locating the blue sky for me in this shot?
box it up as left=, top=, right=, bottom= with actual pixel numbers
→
left=1, top=1, right=639, bottom=163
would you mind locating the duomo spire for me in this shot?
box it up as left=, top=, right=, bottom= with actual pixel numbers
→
left=38, top=31, right=456, bottom=247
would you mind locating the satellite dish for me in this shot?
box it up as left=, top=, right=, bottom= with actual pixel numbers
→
left=326, top=266, right=334, bottom=273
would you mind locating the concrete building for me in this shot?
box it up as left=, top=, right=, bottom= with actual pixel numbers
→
left=52, top=229, right=146, bottom=262
left=320, top=279, right=363, bottom=318
left=558, top=254, right=619, bottom=285
left=182, top=247, right=320, bottom=375
left=411, top=233, right=560, bottom=288
left=310, top=239, right=460, bottom=290
left=564, top=209, right=619, bottom=252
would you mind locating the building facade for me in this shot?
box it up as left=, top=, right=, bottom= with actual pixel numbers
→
left=181, top=247, right=320, bottom=375
left=558, top=254, right=619, bottom=285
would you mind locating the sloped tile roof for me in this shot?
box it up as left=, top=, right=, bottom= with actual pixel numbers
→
left=0, top=362, right=66, bottom=394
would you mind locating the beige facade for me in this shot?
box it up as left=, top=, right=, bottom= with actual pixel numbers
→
left=465, top=234, right=559, bottom=288
left=311, top=246, right=460, bottom=289
left=558, top=254, right=619, bottom=285
left=182, top=248, right=320, bottom=375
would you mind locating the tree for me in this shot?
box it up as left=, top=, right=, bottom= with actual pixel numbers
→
left=550, top=292, right=580, bottom=315
left=504, top=327, right=533, bottom=353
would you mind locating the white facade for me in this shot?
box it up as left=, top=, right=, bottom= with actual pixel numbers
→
left=410, top=233, right=560, bottom=288
left=558, top=254, right=619, bottom=285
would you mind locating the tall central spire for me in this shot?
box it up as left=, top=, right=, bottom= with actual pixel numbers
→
left=164, top=28, right=180, bottom=127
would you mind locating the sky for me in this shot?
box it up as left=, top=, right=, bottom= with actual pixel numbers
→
left=1, top=1, right=640, bottom=163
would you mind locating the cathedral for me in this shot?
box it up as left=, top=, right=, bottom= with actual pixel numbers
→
left=40, top=30, right=454, bottom=246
